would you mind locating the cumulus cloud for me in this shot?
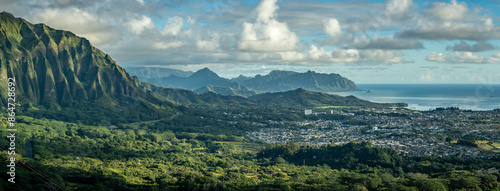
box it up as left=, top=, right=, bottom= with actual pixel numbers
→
left=306, top=45, right=406, bottom=64
left=234, top=45, right=407, bottom=65
left=352, top=35, right=423, bottom=50
left=489, top=53, right=500, bottom=63
left=426, top=51, right=500, bottom=63
left=450, top=52, right=486, bottom=63
left=446, top=41, right=495, bottom=52
left=162, top=16, right=183, bottom=35
left=29, top=8, right=121, bottom=46
left=385, top=0, right=415, bottom=19
left=426, top=52, right=448, bottom=63
left=424, top=0, right=469, bottom=21
left=359, top=49, right=405, bottom=63
left=307, top=45, right=359, bottom=63
left=324, top=18, right=343, bottom=37
left=126, top=15, right=155, bottom=34
left=238, top=0, right=299, bottom=52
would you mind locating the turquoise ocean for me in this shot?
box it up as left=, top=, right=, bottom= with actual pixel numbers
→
left=333, top=84, right=500, bottom=111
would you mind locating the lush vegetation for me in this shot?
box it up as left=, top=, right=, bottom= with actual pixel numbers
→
left=0, top=115, right=499, bottom=190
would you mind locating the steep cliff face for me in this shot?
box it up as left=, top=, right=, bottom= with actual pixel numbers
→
left=0, top=12, right=145, bottom=109
left=0, top=12, right=175, bottom=124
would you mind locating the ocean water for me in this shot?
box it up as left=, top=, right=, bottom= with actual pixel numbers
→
left=332, top=84, right=500, bottom=111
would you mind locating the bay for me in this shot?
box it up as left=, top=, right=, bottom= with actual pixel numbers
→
left=332, top=84, right=500, bottom=111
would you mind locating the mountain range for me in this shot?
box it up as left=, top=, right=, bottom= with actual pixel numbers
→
left=126, top=67, right=359, bottom=97
left=0, top=12, right=403, bottom=124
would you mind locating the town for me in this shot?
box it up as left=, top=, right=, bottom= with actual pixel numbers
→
left=245, top=108, right=500, bottom=159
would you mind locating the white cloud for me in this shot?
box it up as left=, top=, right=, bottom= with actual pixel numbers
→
left=426, top=51, right=500, bottom=63
left=488, top=53, right=500, bottom=63
left=385, top=0, right=415, bottom=19
left=425, top=0, right=469, bottom=21
left=324, top=18, right=343, bottom=38
left=306, top=45, right=405, bottom=64
left=426, top=52, right=448, bottom=62
left=162, top=16, right=183, bottom=35
left=256, top=0, right=278, bottom=22
left=126, top=15, right=155, bottom=34
left=227, top=45, right=405, bottom=65
left=398, top=18, right=500, bottom=40
left=419, top=71, right=435, bottom=81
left=331, top=48, right=361, bottom=63
left=152, top=41, right=183, bottom=50
left=307, top=45, right=359, bottom=63
left=359, top=49, right=405, bottom=63
left=280, top=51, right=305, bottom=62
left=28, top=8, right=120, bottom=46
left=452, top=52, right=486, bottom=63
left=3, top=0, right=499, bottom=78
left=322, top=18, right=346, bottom=45
left=352, top=34, right=423, bottom=50
left=238, top=0, right=299, bottom=52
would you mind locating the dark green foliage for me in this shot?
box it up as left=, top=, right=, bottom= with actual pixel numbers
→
left=258, top=142, right=402, bottom=170
left=149, top=109, right=259, bottom=136
left=458, top=139, right=478, bottom=147
left=408, top=178, right=447, bottom=191
left=194, top=85, right=259, bottom=97
left=143, top=82, right=255, bottom=107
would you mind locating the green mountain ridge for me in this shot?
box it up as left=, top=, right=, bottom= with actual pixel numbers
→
left=0, top=12, right=175, bottom=124
left=139, top=82, right=254, bottom=107
left=194, top=85, right=258, bottom=97
left=249, top=88, right=406, bottom=108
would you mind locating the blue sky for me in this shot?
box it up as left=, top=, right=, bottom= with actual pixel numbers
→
left=2, top=0, right=500, bottom=83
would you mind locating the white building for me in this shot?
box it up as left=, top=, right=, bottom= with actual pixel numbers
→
left=305, top=109, right=313, bottom=115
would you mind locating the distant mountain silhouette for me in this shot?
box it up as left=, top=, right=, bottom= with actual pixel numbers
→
left=129, top=67, right=358, bottom=97
left=238, top=70, right=358, bottom=92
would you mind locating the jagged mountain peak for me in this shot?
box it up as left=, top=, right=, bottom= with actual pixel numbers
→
left=267, top=70, right=297, bottom=78
left=190, top=67, right=219, bottom=79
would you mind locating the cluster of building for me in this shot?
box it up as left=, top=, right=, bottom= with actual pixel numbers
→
left=246, top=108, right=500, bottom=158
